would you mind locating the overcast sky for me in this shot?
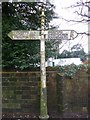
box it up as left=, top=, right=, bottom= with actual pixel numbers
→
left=50, top=0, right=88, bottom=53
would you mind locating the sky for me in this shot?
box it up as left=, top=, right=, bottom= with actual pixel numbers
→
left=50, top=0, right=88, bottom=53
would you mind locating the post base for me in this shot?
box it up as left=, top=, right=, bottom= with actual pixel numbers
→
left=39, top=115, right=49, bottom=120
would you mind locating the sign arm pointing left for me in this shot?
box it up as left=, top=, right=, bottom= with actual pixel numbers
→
left=8, top=30, right=41, bottom=40
left=8, top=31, right=13, bottom=40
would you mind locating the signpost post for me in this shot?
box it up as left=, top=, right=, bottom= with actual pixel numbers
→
left=8, top=1, right=78, bottom=120
left=39, top=6, right=49, bottom=120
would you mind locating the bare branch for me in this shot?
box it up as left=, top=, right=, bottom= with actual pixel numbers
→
left=66, top=1, right=90, bottom=9
left=74, top=11, right=89, bottom=18
left=60, top=16, right=89, bottom=23
left=78, top=32, right=90, bottom=36
left=59, top=1, right=90, bottom=24
left=59, top=41, right=68, bottom=50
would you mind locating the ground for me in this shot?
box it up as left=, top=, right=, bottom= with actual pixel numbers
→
left=2, top=112, right=89, bottom=120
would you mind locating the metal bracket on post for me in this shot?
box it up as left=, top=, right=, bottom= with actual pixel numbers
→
left=39, top=3, right=49, bottom=120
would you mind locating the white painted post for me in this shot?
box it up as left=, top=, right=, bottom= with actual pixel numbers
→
left=39, top=5, right=49, bottom=120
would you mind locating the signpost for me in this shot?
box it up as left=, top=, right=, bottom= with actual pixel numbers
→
left=8, top=1, right=78, bottom=120
left=8, top=30, right=78, bottom=40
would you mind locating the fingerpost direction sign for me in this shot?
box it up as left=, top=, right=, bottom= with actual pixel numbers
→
left=8, top=30, right=40, bottom=40
left=45, top=30, right=78, bottom=40
left=8, top=30, right=78, bottom=40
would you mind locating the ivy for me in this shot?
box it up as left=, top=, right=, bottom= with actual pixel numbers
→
left=59, top=64, right=88, bottom=78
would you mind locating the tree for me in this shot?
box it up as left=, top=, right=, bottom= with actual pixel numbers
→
left=2, top=2, right=57, bottom=70
left=57, top=44, right=86, bottom=58
left=45, top=38, right=62, bottom=59
left=59, top=50, right=70, bottom=58
left=71, top=44, right=83, bottom=51
left=61, top=0, right=89, bottom=36
left=71, top=44, right=87, bottom=59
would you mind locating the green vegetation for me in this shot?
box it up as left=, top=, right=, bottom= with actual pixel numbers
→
left=58, top=64, right=88, bottom=78
left=2, top=2, right=58, bottom=70
left=57, top=44, right=86, bottom=59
